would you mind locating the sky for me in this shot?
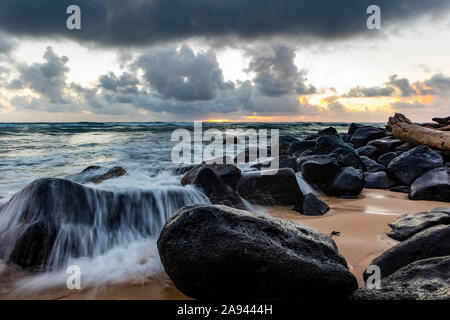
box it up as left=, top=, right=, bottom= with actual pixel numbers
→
left=0, top=0, right=450, bottom=123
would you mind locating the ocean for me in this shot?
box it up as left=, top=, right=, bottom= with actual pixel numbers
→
left=0, top=122, right=383, bottom=294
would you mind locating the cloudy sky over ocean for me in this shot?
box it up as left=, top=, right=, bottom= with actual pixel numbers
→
left=0, top=0, right=449, bottom=122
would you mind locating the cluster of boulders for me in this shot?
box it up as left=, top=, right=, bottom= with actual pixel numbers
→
left=352, top=207, right=450, bottom=300
left=254, top=123, right=449, bottom=202
left=180, top=157, right=306, bottom=213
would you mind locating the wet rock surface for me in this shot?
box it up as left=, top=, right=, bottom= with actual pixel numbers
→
left=157, top=204, right=357, bottom=299
left=387, top=207, right=450, bottom=241
left=409, top=167, right=450, bottom=202
left=353, top=256, right=450, bottom=300
left=302, top=193, right=330, bottom=216
left=387, top=146, right=443, bottom=185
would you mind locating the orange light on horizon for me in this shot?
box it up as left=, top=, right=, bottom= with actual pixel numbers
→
left=204, top=119, right=231, bottom=123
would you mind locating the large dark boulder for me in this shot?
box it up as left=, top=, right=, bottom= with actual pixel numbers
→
left=348, top=123, right=364, bottom=134
left=333, top=152, right=365, bottom=170
left=66, top=166, right=126, bottom=184
left=377, top=151, right=403, bottom=167
left=352, top=256, right=450, bottom=300
left=302, top=193, right=330, bottom=216
left=314, top=135, right=356, bottom=156
left=357, top=145, right=382, bottom=160
left=323, top=167, right=364, bottom=197
left=305, top=127, right=338, bottom=140
left=277, top=135, right=299, bottom=155
left=0, top=178, right=206, bottom=271
left=364, top=172, right=395, bottom=189
left=360, top=156, right=385, bottom=172
left=237, top=168, right=304, bottom=210
left=387, top=207, right=450, bottom=241
left=363, top=225, right=450, bottom=280
left=157, top=204, right=357, bottom=299
left=251, top=155, right=297, bottom=172
left=367, top=139, right=404, bottom=154
left=287, top=140, right=316, bottom=157
left=387, top=146, right=443, bottom=185
left=300, top=155, right=341, bottom=185
left=181, top=162, right=241, bottom=189
left=409, top=167, right=450, bottom=202
left=193, top=168, right=244, bottom=208
left=350, top=126, right=386, bottom=148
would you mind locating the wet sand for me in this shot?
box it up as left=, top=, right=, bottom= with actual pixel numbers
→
left=1, top=189, right=447, bottom=299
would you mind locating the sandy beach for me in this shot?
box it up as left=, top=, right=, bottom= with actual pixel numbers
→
left=1, top=188, right=446, bottom=300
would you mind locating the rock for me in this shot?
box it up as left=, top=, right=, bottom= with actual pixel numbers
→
left=377, top=151, right=403, bottom=167
left=277, top=135, right=299, bottom=155
left=166, top=164, right=199, bottom=176
left=387, top=207, right=450, bottom=241
left=357, top=145, right=382, bottom=160
left=193, top=168, right=244, bottom=208
left=363, top=225, right=450, bottom=280
left=314, top=135, right=356, bottom=156
left=387, top=146, right=443, bottom=185
left=287, top=140, right=316, bottom=157
left=302, top=193, right=330, bottom=216
left=395, top=143, right=413, bottom=152
left=300, top=155, right=341, bottom=184
left=409, top=167, right=450, bottom=202
left=66, top=166, right=127, bottom=184
left=339, top=133, right=352, bottom=144
left=305, top=127, right=338, bottom=140
left=389, top=185, right=410, bottom=193
left=364, top=172, right=396, bottom=189
left=360, top=156, right=385, bottom=172
left=251, top=156, right=297, bottom=172
left=331, top=151, right=365, bottom=170
left=350, top=126, right=386, bottom=148
left=237, top=168, right=304, bottom=210
left=181, top=162, right=241, bottom=189
left=367, top=139, right=404, bottom=154
left=352, top=256, right=450, bottom=300
left=323, top=167, right=364, bottom=197
left=157, top=204, right=357, bottom=299
left=348, top=123, right=365, bottom=134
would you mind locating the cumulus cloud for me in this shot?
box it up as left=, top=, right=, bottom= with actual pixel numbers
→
left=15, top=46, right=69, bottom=103
left=247, top=44, right=315, bottom=97
left=390, top=101, right=427, bottom=109
left=0, top=1, right=449, bottom=47
left=344, top=85, right=395, bottom=97
left=135, top=45, right=234, bottom=102
left=345, top=74, right=418, bottom=98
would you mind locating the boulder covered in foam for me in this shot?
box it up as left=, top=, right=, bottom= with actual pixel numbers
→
left=0, top=178, right=207, bottom=271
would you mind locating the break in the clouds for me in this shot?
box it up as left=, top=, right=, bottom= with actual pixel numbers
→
left=0, top=0, right=450, bottom=46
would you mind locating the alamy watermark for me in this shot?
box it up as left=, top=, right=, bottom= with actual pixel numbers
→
left=66, top=265, right=81, bottom=290
left=171, top=122, right=279, bottom=174
left=66, top=5, right=381, bottom=31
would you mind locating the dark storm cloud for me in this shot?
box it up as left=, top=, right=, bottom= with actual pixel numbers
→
left=0, top=0, right=449, bottom=46
left=247, top=44, right=315, bottom=97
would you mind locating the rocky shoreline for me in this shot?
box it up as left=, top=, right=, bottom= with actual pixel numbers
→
left=0, top=121, right=449, bottom=300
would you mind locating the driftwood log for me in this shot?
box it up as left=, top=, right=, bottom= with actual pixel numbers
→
left=387, top=113, right=450, bottom=152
